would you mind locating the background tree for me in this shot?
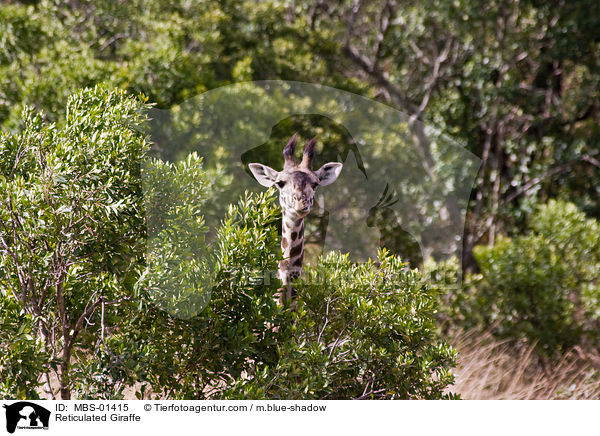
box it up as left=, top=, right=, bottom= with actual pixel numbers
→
left=0, top=86, right=148, bottom=398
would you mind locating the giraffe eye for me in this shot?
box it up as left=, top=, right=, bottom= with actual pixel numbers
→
left=276, top=180, right=286, bottom=188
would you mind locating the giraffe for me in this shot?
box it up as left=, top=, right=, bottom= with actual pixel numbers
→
left=248, top=133, right=343, bottom=305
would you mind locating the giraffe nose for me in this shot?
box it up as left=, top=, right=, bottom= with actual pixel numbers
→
left=297, top=201, right=310, bottom=212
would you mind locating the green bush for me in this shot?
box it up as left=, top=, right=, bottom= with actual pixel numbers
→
left=118, top=190, right=286, bottom=399
left=121, top=192, right=457, bottom=399
left=423, top=256, right=476, bottom=333
left=0, top=295, right=48, bottom=399
left=470, top=200, right=600, bottom=354
left=222, top=250, right=458, bottom=399
left=0, top=85, right=150, bottom=398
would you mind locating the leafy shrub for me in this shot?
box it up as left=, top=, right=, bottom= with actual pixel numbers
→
left=423, top=256, right=467, bottom=331
left=118, top=190, right=286, bottom=398
left=222, top=250, right=458, bottom=399
left=120, top=191, right=457, bottom=399
left=0, top=85, right=150, bottom=398
left=470, top=200, right=600, bottom=354
left=0, top=295, right=48, bottom=399
left=142, top=153, right=216, bottom=319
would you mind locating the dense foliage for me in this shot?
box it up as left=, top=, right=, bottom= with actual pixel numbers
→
left=126, top=193, right=456, bottom=399
left=0, top=296, right=47, bottom=398
left=121, top=191, right=287, bottom=399
left=1, top=0, right=599, bottom=399
left=0, top=86, right=148, bottom=398
left=432, top=201, right=600, bottom=356
left=472, top=200, right=600, bottom=354
left=0, top=87, right=456, bottom=398
left=223, top=251, right=456, bottom=399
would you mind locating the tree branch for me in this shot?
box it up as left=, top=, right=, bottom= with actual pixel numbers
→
left=503, top=153, right=599, bottom=204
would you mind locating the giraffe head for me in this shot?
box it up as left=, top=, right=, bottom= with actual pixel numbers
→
left=248, top=133, right=343, bottom=218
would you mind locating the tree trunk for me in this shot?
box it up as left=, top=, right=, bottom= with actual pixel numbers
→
left=56, top=278, right=72, bottom=399
left=59, top=341, right=72, bottom=400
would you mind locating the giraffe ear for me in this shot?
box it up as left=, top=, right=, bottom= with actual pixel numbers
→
left=315, top=162, right=343, bottom=186
left=248, top=163, right=280, bottom=187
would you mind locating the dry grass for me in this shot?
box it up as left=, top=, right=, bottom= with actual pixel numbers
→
left=448, top=330, right=600, bottom=399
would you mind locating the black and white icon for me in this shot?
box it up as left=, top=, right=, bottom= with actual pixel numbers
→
left=3, top=402, right=50, bottom=434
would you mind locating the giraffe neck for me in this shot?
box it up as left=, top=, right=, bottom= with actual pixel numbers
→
left=279, top=209, right=305, bottom=289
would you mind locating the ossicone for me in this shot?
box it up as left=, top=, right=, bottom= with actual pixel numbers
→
left=300, top=136, right=317, bottom=169
left=283, top=133, right=298, bottom=169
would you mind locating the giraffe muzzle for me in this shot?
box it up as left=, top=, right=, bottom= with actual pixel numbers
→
left=296, top=204, right=310, bottom=215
